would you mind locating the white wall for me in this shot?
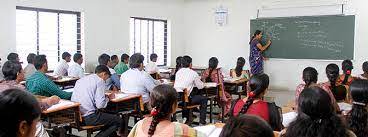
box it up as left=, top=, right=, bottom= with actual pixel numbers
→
left=182, top=0, right=368, bottom=91
left=0, top=0, right=184, bottom=72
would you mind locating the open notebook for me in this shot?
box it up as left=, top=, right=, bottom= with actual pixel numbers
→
left=194, top=125, right=222, bottom=137
left=204, top=82, right=217, bottom=88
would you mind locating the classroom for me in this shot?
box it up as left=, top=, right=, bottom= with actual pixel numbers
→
left=0, top=0, right=368, bottom=137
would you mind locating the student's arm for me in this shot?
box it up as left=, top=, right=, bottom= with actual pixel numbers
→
left=256, top=40, right=271, bottom=51
left=43, top=79, right=72, bottom=100
left=144, top=74, right=158, bottom=93
left=95, top=81, right=109, bottom=109
left=194, top=73, right=205, bottom=89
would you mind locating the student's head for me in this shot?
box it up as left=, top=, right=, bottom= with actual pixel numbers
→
left=34, top=55, right=48, bottom=72
left=2, top=61, right=24, bottom=82
left=342, top=59, right=353, bottom=75
left=333, top=85, right=347, bottom=102
left=363, top=61, right=368, bottom=74
left=235, top=57, right=246, bottom=77
left=120, top=54, right=129, bottom=64
left=302, top=67, right=318, bottom=88
left=61, top=52, right=71, bottom=62
left=0, top=89, right=41, bottom=137
left=208, top=57, right=218, bottom=70
left=220, top=114, right=274, bottom=137
left=95, top=65, right=111, bottom=81
left=129, top=53, right=144, bottom=70
left=111, top=55, right=119, bottom=63
left=98, top=53, right=112, bottom=67
left=240, top=73, right=269, bottom=114
left=348, top=79, right=368, bottom=137
left=148, top=84, right=178, bottom=136
left=326, top=63, right=339, bottom=84
left=150, top=53, right=158, bottom=62
left=26, top=53, right=36, bottom=64
left=7, top=53, right=20, bottom=63
left=286, top=87, right=347, bottom=137
left=73, top=53, right=83, bottom=65
left=176, top=56, right=182, bottom=67
left=181, top=55, right=192, bottom=68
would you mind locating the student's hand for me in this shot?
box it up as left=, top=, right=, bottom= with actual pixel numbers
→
left=107, top=93, right=115, bottom=99
left=267, top=40, right=272, bottom=45
left=46, top=96, right=60, bottom=106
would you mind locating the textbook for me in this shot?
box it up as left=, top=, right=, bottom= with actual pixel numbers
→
left=194, top=125, right=222, bottom=137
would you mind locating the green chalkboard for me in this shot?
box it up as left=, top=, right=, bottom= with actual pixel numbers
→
left=250, top=15, right=355, bottom=60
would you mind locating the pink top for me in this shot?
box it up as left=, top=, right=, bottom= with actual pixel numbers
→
left=0, top=80, right=25, bottom=92
left=295, top=83, right=336, bottom=110
left=201, top=69, right=228, bottom=102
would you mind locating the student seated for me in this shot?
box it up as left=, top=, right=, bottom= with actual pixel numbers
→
left=128, top=85, right=205, bottom=137
left=170, top=56, right=182, bottom=81
left=114, top=54, right=129, bottom=75
left=0, top=89, right=42, bottom=137
left=0, top=61, right=60, bottom=137
left=146, top=53, right=160, bottom=79
left=120, top=53, right=159, bottom=104
left=7, top=52, right=20, bottom=63
left=54, top=52, right=71, bottom=76
left=219, top=114, right=274, bottom=137
left=67, top=53, right=85, bottom=78
left=333, top=84, right=352, bottom=115
left=98, top=53, right=120, bottom=90
left=295, top=67, right=338, bottom=110
left=174, top=55, right=207, bottom=125
left=283, top=87, right=356, bottom=137
left=201, top=57, right=232, bottom=116
left=72, top=65, right=124, bottom=137
left=337, top=59, right=356, bottom=86
left=26, top=55, right=72, bottom=99
left=348, top=79, right=368, bottom=137
left=230, top=73, right=282, bottom=131
left=321, top=63, right=350, bottom=103
left=24, top=53, right=37, bottom=79
left=358, top=61, right=368, bottom=79
left=111, top=55, right=119, bottom=68
left=230, top=57, right=250, bottom=80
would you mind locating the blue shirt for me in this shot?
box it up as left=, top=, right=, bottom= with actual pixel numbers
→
left=120, top=68, right=158, bottom=103
left=71, top=74, right=109, bottom=117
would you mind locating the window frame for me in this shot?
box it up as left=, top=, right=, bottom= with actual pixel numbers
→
left=130, top=17, right=168, bottom=66
left=16, top=6, right=81, bottom=62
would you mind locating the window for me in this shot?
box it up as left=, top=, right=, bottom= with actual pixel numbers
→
left=16, top=6, right=81, bottom=70
left=130, top=17, right=168, bottom=66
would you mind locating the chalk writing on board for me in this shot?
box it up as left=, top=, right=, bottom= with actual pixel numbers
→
left=259, top=21, right=287, bottom=40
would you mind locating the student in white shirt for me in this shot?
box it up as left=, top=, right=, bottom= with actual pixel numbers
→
left=120, top=53, right=159, bottom=104
left=98, top=54, right=120, bottom=90
left=174, top=55, right=207, bottom=125
left=68, top=53, right=84, bottom=78
left=54, top=52, right=71, bottom=76
left=71, top=65, right=124, bottom=137
left=24, top=53, right=37, bottom=79
left=145, top=53, right=159, bottom=79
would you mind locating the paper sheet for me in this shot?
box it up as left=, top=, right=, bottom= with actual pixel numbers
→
left=63, top=88, right=74, bottom=93
left=194, top=125, right=217, bottom=136
left=282, top=112, right=298, bottom=127
left=47, top=100, right=74, bottom=111
left=223, top=77, right=241, bottom=83
left=204, top=82, right=217, bottom=88
left=115, top=93, right=130, bottom=99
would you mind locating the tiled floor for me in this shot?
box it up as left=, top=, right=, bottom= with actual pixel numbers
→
left=61, top=89, right=294, bottom=137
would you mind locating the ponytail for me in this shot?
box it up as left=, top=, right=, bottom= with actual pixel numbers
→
left=240, top=74, right=269, bottom=114
left=302, top=67, right=318, bottom=88
left=206, top=57, right=218, bottom=82
left=249, top=30, right=262, bottom=44
left=148, top=107, right=163, bottom=137
left=235, top=57, right=246, bottom=78
left=342, top=60, right=353, bottom=85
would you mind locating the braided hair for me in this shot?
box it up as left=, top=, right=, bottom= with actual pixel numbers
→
left=302, top=67, right=318, bottom=88
left=342, top=60, right=353, bottom=85
left=235, top=57, right=246, bottom=77
left=326, top=63, right=340, bottom=93
left=148, top=85, right=178, bottom=137
left=348, top=79, right=368, bottom=137
left=206, top=57, right=219, bottom=82
left=240, top=73, right=269, bottom=114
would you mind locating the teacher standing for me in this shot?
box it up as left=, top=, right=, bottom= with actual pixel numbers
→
left=249, top=30, right=272, bottom=75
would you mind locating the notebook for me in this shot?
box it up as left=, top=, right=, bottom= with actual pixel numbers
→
left=194, top=125, right=223, bottom=137
left=47, top=100, right=75, bottom=111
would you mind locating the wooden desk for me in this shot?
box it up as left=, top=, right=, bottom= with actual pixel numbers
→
left=106, top=92, right=144, bottom=123
left=224, top=78, right=248, bottom=99
left=53, top=77, right=79, bottom=89
left=35, top=96, right=81, bottom=128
